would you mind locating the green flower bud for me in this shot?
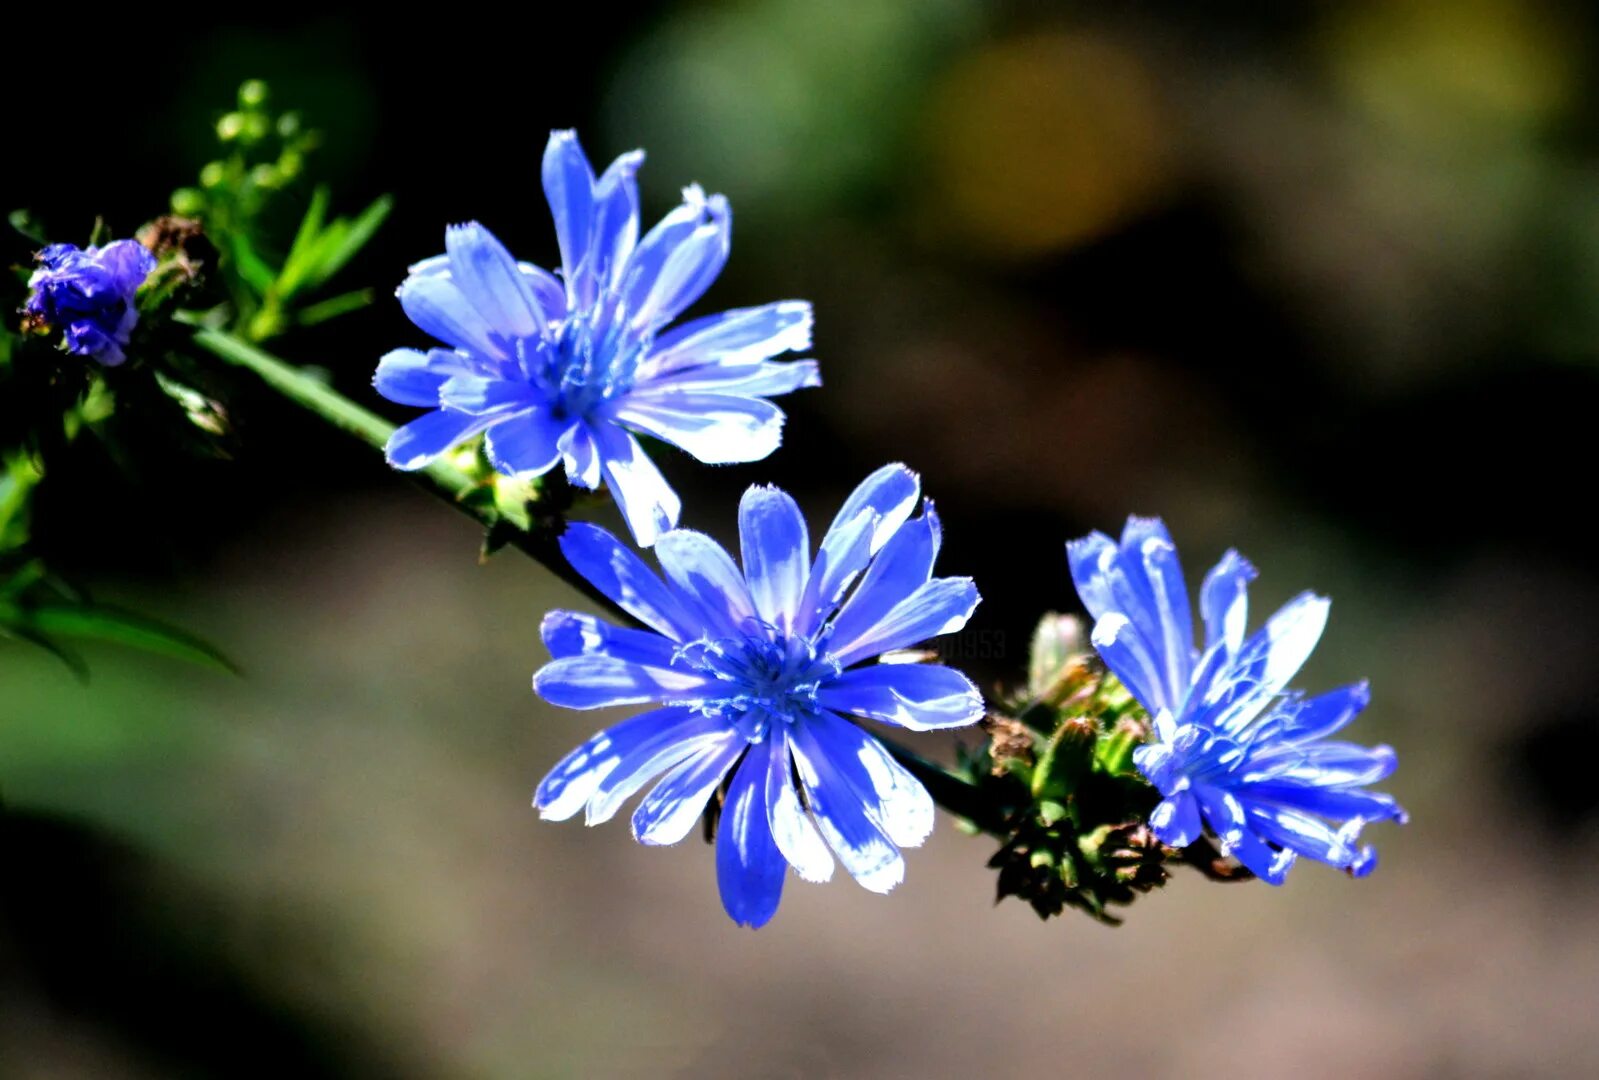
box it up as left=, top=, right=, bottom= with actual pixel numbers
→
left=216, top=112, right=247, bottom=141
left=238, top=79, right=269, bottom=109
left=170, top=188, right=205, bottom=216
left=198, top=161, right=227, bottom=189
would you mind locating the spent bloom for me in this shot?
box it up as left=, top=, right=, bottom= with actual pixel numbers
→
left=24, top=240, right=157, bottom=366
left=533, top=464, right=984, bottom=927
left=1068, top=517, right=1404, bottom=883
left=376, top=130, right=817, bottom=546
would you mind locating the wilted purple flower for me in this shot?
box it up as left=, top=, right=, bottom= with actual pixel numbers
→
left=25, top=240, right=157, bottom=365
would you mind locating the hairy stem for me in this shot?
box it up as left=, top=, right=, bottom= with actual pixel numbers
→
left=189, top=327, right=1005, bottom=835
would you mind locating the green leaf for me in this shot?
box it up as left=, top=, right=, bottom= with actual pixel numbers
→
left=306, top=194, right=392, bottom=289
left=295, top=288, right=373, bottom=328
left=0, top=623, right=89, bottom=681
left=226, top=232, right=277, bottom=296
left=3, top=602, right=238, bottom=674
left=275, top=184, right=331, bottom=297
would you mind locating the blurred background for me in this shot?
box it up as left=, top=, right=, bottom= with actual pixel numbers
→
left=5, top=1, right=1599, bottom=1075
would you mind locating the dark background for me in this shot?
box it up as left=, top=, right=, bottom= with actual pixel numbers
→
left=5, top=3, right=1599, bottom=1076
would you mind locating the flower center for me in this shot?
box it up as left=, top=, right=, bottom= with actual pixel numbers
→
left=672, top=629, right=838, bottom=742
left=521, top=304, right=650, bottom=419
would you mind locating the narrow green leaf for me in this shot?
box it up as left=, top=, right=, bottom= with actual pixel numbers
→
left=306, top=194, right=392, bottom=288
left=227, top=232, right=277, bottom=296
left=295, top=288, right=373, bottom=328
left=0, top=623, right=89, bottom=682
left=10, top=603, right=238, bottom=674
left=275, top=184, right=331, bottom=297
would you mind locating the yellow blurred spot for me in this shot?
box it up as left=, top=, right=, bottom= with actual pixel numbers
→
left=1324, top=0, right=1577, bottom=138
left=922, top=33, right=1172, bottom=258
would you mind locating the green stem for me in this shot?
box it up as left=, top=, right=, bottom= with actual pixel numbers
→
left=191, top=328, right=613, bottom=614
left=189, top=327, right=1009, bottom=837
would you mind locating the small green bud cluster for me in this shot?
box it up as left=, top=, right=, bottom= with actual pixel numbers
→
left=171, top=80, right=321, bottom=221
left=956, top=612, right=1171, bottom=924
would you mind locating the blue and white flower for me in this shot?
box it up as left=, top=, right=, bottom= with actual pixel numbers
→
left=25, top=240, right=157, bottom=366
left=1068, top=518, right=1405, bottom=883
left=533, top=464, right=984, bottom=927
left=376, top=130, right=818, bottom=546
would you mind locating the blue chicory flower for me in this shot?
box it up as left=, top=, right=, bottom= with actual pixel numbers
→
left=25, top=240, right=157, bottom=366
left=532, top=464, right=984, bottom=927
left=1068, top=517, right=1405, bottom=883
left=376, top=130, right=818, bottom=546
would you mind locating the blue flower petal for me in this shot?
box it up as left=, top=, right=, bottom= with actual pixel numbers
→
left=632, top=733, right=745, bottom=846
left=817, top=663, right=983, bottom=731
left=609, top=392, right=784, bottom=464
left=588, top=149, right=645, bottom=294
left=738, top=485, right=810, bottom=631
left=789, top=722, right=904, bottom=893
left=640, top=359, right=821, bottom=397
left=444, top=222, right=548, bottom=340
left=558, top=423, right=603, bottom=489
left=558, top=522, right=696, bottom=639
left=1240, top=780, right=1407, bottom=824
left=1065, top=531, right=1117, bottom=621
left=438, top=374, right=541, bottom=415
left=384, top=408, right=497, bottom=470
left=591, top=423, right=681, bottom=547
left=795, top=464, right=922, bottom=634
left=397, top=272, right=510, bottom=362
left=1200, top=549, right=1256, bottom=654
left=622, top=187, right=731, bottom=332
left=1348, top=845, right=1379, bottom=877
left=1197, top=784, right=1297, bottom=884
left=373, top=347, right=470, bottom=407
left=653, top=529, right=759, bottom=639
left=1089, top=612, right=1172, bottom=721
left=807, top=711, right=934, bottom=847
left=586, top=716, right=733, bottom=825
left=763, top=729, right=833, bottom=882
left=829, top=578, right=980, bottom=668
left=540, top=610, right=678, bottom=667
left=642, top=301, right=813, bottom=377
left=717, top=743, right=788, bottom=928
left=1149, top=791, right=1202, bottom=847
left=1246, top=804, right=1361, bottom=868
left=97, top=240, right=157, bottom=291
left=1276, top=681, right=1371, bottom=743
left=825, top=507, right=940, bottom=655
left=830, top=463, right=921, bottom=555
left=1118, top=517, right=1196, bottom=708
left=516, top=261, right=568, bottom=321
left=485, top=410, right=570, bottom=475
left=1197, top=592, right=1330, bottom=735
left=1246, top=741, right=1399, bottom=787
left=533, top=654, right=712, bottom=710
left=542, top=130, right=597, bottom=306
left=795, top=509, right=876, bottom=636
left=535, top=705, right=695, bottom=821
